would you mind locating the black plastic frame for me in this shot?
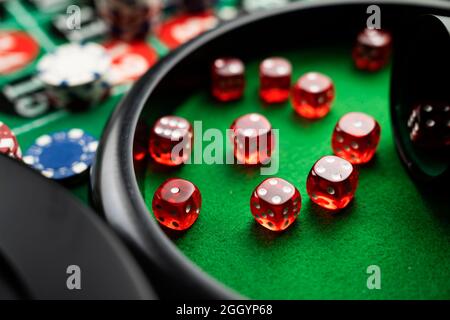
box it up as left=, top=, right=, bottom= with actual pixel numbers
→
left=91, top=0, right=450, bottom=299
left=0, top=155, right=155, bottom=299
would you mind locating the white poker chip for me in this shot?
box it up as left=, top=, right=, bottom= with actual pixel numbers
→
left=37, top=42, right=111, bottom=87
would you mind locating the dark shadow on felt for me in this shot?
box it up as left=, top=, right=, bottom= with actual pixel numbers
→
left=259, top=99, right=289, bottom=110
left=205, top=92, right=244, bottom=109
left=162, top=224, right=189, bottom=241
left=307, top=199, right=355, bottom=227
left=147, top=160, right=183, bottom=176
left=290, top=110, right=327, bottom=128
left=415, top=183, right=450, bottom=224
left=225, top=151, right=266, bottom=179
left=248, top=218, right=300, bottom=246
left=357, top=153, right=379, bottom=170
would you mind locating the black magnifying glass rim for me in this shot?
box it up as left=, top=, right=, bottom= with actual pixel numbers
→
left=91, top=0, right=450, bottom=299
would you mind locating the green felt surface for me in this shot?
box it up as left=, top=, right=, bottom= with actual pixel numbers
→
left=142, top=47, right=450, bottom=299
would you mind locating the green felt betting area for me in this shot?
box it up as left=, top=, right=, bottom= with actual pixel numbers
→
left=142, top=47, right=450, bottom=299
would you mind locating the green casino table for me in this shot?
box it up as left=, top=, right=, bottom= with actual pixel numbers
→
left=0, top=0, right=449, bottom=300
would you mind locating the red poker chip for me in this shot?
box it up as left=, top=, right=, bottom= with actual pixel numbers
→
left=103, top=40, right=158, bottom=85
left=0, top=122, right=21, bottom=159
left=0, top=30, right=40, bottom=75
left=157, top=12, right=219, bottom=49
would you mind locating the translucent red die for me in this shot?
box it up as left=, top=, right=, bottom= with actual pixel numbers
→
left=211, top=57, right=245, bottom=102
left=291, top=72, right=335, bottom=119
left=332, top=112, right=381, bottom=164
left=259, top=57, right=292, bottom=104
left=352, top=28, right=392, bottom=72
left=306, top=155, right=358, bottom=211
left=250, top=177, right=301, bottom=231
left=230, top=113, right=274, bottom=165
left=152, top=178, right=201, bottom=231
left=149, top=115, right=193, bottom=166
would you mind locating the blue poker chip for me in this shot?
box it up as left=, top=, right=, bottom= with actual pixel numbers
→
left=23, top=129, right=98, bottom=181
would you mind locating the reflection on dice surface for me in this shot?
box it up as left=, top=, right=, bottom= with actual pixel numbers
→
left=306, top=155, right=358, bottom=211
left=149, top=115, right=193, bottom=166
left=291, top=72, right=335, bottom=119
left=230, top=113, right=274, bottom=165
left=211, top=57, right=245, bottom=102
left=250, top=177, right=301, bottom=231
left=152, top=178, right=202, bottom=231
left=352, top=28, right=392, bottom=72
left=408, top=103, right=450, bottom=149
left=332, top=112, right=381, bottom=164
left=259, top=57, right=292, bottom=104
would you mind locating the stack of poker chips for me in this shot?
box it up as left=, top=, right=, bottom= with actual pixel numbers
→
left=36, top=42, right=112, bottom=111
left=95, top=0, right=163, bottom=41
left=23, top=128, right=98, bottom=184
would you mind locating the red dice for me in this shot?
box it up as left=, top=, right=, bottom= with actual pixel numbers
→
left=291, top=72, right=335, bottom=119
left=230, top=113, right=274, bottom=165
left=149, top=116, right=193, bottom=166
left=306, top=155, right=358, bottom=211
left=408, top=103, right=450, bottom=149
left=332, top=112, right=381, bottom=164
left=352, top=28, right=392, bottom=72
left=211, top=57, right=245, bottom=102
left=259, top=57, right=292, bottom=104
left=0, top=122, right=21, bottom=159
left=250, top=177, right=301, bottom=231
left=152, top=178, right=202, bottom=231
